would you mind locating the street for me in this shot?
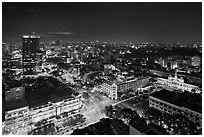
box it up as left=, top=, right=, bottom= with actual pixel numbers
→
left=78, top=89, right=115, bottom=128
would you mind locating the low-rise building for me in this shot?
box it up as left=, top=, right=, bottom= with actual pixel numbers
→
left=4, top=103, right=30, bottom=135
left=4, top=86, right=30, bottom=135
left=157, top=73, right=201, bottom=94
left=3, top=85, right=83, bottom=135
left=101, top=75, right=150, bottom=100
left=149, top=90, right=202, bottom=126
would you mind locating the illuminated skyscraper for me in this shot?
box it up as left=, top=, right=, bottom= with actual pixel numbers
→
left=22, top=34, right=42, bottom=75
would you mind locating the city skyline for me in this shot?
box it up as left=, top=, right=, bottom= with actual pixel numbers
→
left=2, top=2, right=202, bottom=135
left=3, top=2, right=202, bottom=43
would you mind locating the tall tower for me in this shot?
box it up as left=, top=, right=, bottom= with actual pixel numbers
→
left=22, top=34, right=41, bottom=75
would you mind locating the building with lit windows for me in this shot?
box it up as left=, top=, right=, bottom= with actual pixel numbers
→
left=3, top=86, right=83, bottom=135
left=157, top=72, right=201, bottom=94
left=149, top=89, right=202, bottom=126
left=22, top=34, right=42, bottom=75
left=3, top=86, right=30, bottom=135
left=101, top=74, right=150, bottom=100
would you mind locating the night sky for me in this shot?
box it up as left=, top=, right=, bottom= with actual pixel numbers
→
left=3, top=2, right=202, bottom=43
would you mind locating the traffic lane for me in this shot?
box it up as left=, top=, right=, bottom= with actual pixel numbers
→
left=83, top=98, right=114, bottom=115
left=81, top=94, right=115, bottom=115
left=80, top=102, right=108, bottom=127
left=81, top=92, right=114, bottom=113
left=80, top=90, right=118, bottom=126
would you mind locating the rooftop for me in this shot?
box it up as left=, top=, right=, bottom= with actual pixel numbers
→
left=5, top=99, right=28, bottom=111
left=110, top=119, right=129, bottom=135
left=148, top=123, right=169, bottom=135
left=4, top=80, right=22, bottom=90
left=71, top=118, right=128, bottom=135
left=130, top=120, right=168, bottom=135
left=150, top=89, right=202, bottom=113
left=71, top=127, right=95, bottom=135
left=130, top=120, right=151, bottom=134
left=104, top=76, right=137, bottom=86
left=5, top=76, right=78, bottom=111
left=26, top=86, right=76, bottom=108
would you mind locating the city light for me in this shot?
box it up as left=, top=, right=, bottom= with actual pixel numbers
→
left=2, top=2, right=202, bottom=135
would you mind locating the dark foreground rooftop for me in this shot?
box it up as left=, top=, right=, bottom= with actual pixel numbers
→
left=5, top=99, right=28, bottom=111
left=130, top=119, right=169, bottom=135
left=150, top=89, right=202, bottom=113
left=71, top=118, right=129, bottom=135
left=26, top=86, right=77, bottom=108
left=5, top=76, right=79, bottom=111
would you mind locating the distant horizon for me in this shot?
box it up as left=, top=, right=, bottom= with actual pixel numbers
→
left=2, top=33, right=202, bottom=44
left=2, top=38, right=202, bottom=45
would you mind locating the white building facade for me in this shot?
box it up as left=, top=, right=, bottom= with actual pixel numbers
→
left=4, top=106, right=30, bottom=135
left=101, top=76, right=150, bottom=100
left=3, top=93, right=83, bottom=135
left=157, top=74, right=201, bottom=94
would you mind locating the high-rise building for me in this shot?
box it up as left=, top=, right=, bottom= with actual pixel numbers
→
left=22, top=34, right=42, bottom=75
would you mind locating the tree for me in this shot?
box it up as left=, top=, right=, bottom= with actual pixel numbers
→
left=104, top=105, right=113, bottom=117
left=121, top=108, right=133, bottom=119
left=131, top=110, right=141, bottom=120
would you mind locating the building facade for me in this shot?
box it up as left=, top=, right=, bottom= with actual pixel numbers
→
left=149, top=91, right=202, bottom=126
left=22, top=35, right=42, bottom=75
left=3, top=92, right=83, bottom=135
left=4, top=106, right=30, bottom=135
left=157, top=73, right=201, bottom=94
left=101, top=76, right=150, bottom=100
